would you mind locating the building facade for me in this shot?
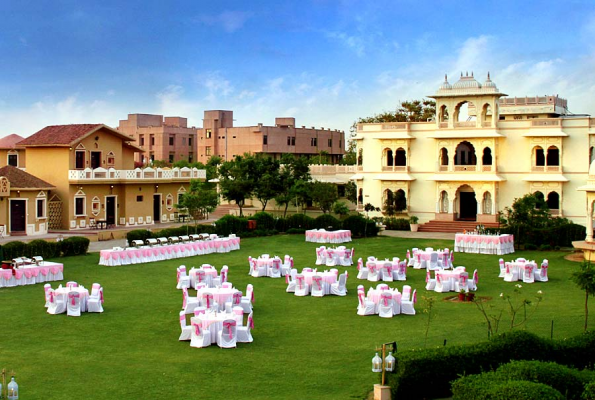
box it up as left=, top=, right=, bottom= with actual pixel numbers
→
left=117, top=114, right=198, bottom=165
left=15, top=124, right=204, bottom=233
left=196, top=110, right=345, bottom=163
left=355, top=72, right=593, bottom=226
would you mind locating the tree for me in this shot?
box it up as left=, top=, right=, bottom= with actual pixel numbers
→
left=344, top=181, right=357, bottom=203
left=332, top=201, right=350, bottom=219
left=253, top=156, right=281, bottom=211
left=500, top=193, right=553, bottom=248
left=218, top=154, right=257, bottom=216
left=394, top=190, right=407, bottom=212
left=350, top=99, right=437, bottom=133
left=341, top=133, right=357, bottom=165
left=310, top=181, right=339, bottom=214
left=383, top=190, right=396, bottom=216
left=177, top=180, right=219, bottom=225
left=571, top=261, right=595, bottom=332
left=275, top=155, right=312, bottom=217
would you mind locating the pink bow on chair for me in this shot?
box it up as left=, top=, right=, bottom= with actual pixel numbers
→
left=223, top=321, right=236, bottom=339
left=221, top=270, right=227, bottom=282
left=100, top=289, right=104, bottom=304
left=49, top=291, right=54, bottom=303
left=249, top=316, right=254, bottom=329
left=358, top=291, right=365, bottom=306
left=194, top=323, right=201, bottom=336
left=233, top=292, right=242, bottom=305
left=313, top=276, right=322, bottom=290
left=296, top=276, right=305, bottom=289
left=176, top=270, right=180, bottom=282
left=285, top=274, right=290, bottom=284
left=205, top=294, right=212, bottom=309
left=425, top=271, right=430, bottom=283
left=69, top=292, right=79, bottom=306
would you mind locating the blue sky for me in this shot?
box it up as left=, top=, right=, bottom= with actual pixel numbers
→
left=1, top=0, right=594, bottom=138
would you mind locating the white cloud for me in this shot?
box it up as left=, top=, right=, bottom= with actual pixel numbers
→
left=194, top=11, right=253, bottom=33
left=326, top=31, right=366, bottom=57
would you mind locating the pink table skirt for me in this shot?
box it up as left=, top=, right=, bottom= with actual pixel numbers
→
left=0, top=262, right=64, bottom=288
left=454, top=234, right=514, bottom=255
left=99, top=237, right=240, bottom=266
left=306, top=230, right=352, bottom=243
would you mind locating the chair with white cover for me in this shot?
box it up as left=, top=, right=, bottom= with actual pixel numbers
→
left=401, top=289, right=417, bottom=315
left=468, top=269, right=479, bottom=291
left=535, top=260, right=549, bottom=282
left=66, top=281, right=78, bottom=289
left=522, top=263, right=535, bottom=284
left=240, top=284, right=254, bottom=313
left=47, top=289, right=66, bottom=314
left=381, top=261, right=393, bottom=282
left=406, top=250, right=414, bottom=267
left=434, top=273, right=451, bottom=293
left=67, top=291, right=81, bottom=317
left=315, top=247, right=326, bottom=265
left=503, top=262, right=518, bottom=282
left=252, top=259, right=267, bottom=278
left=183, top=287, right=200, bottom=314
left=178, top=311, right=192, bottom=341
left=378, top=292, right=394, bottom=318
left=425, top=270, right=436, bottom=291
left=401, top=285, right=412, bottom=301
left=176, top=266, right=190, bottom=290
left=237, top=311, right=254, bottom=343
left=357, top=289, right=376, bottom=316
left=454, top=272, right=469, bottom=293
left=285, top=269, right=298, bottom=293
left=212, top=266, right=229, bottom=287
left=498, top=258, right=506, bottom=278
left=190, top=320, right=212, bottom=348
left=427, top=252, right=439, bottom=270
left=87, top=283, right=104, bottom=313
left=202, top=291, right=217, bottom=312
left=311, top=275, right=324, bottom=297
left=294, top=274, right=309, bottom=296
left=330, top=273, right=347, bottom=296
left=44, top=283, right=52, bottom=307
left=396, top=262, right=407, bottom=281
left=367, top=261, right=379, bottom=282
left=217, top=319, right=237, bottom=348
left=269, top=258, right=282, bottom=278
left=248, top=257, right=256, bottom=275
left=356, top=258, right=368, bottom=280
left=281, top=255, right=293, bottom=276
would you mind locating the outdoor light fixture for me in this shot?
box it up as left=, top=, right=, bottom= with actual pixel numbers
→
left=372, top=341, right=397, bottom=394
left=0, top=369, right=18, bottom=399
left=371, top=353, right=382, bottom=373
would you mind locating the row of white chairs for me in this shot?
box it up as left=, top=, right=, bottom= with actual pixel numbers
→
left=179, top=309, right=254, bottom=348
left=46, top=282, right=104, bottom=316
left=315, top=246, right=354, bottom=267
left=356, top=258, right=407, bottom=282
left=357, top=284, right=417, bottom=317
left=182, top=283, right=254, bottom=315
left=499, top=258, right=549, bottom=283
left=285, top=269, right=347, bottom=297
left=425, top=268, right=478, bottom=293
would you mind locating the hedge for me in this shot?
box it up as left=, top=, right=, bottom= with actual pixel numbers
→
left=1, top=237, right=90, bottom=259
left=388, top=330, right=595, bottom=399
left=487, top=223, right=586, bottom=248
left=314, top=214, right=341, bottom=230
left=59, top=237, right=91, bottom=256
left=383, top=217, right=410, bottom=231
left=452, top=375, right=565, bottom=400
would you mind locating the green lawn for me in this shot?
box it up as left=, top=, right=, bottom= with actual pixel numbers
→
left=0, top=234, right=589, bottom=399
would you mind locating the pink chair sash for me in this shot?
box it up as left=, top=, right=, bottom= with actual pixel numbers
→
left=357, top=291, right=365, bottom=306
left=425, top=271, right=430, bottom=283
left=100, top=289, right=104, bottom=303
left=205, top=293, right=213, bottom=309
left=285, top=274, right=290, bottom=284
left=368, top=263, right=376, bottom=273
left=357, top=259, right=363, bottom=271
left=182, top=289, right=188, bottom=308
left=249, top=316, right=254, bottom=329
left=233, top=292, right=242, bottom=305
left=49, top=291, right=55, bottom=303
left=296, top=276, right=305, bottom=289
left=223, top=321, right=236, bottom=339
left=413, top=291, right=417, bottom=303
left=312, top=276, right=322, bottom=290
left=179, top=314, right=185, bottom=325
left=176, top=270, right=180, bottom=282
left=406, top=250, right=411, bottom=259
left=381, top=293, right=391, bottom=306
left=69, top=292, right=80, bottom=305
left=251, top=289, right=254, bottom=302
left=221, top=270, right=227, bottom=283
left=436, top=273, right=442, bottom=283
left=194, top=323, right=201, bottom=336
left=474, top=271, right=479, bottom=283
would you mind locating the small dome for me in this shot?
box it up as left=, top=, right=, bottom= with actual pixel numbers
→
left=483, top=72, right=498, bottom=89
left=453, top=72, right=482, bottom=90
left=439, top=74, right=452, bottom=90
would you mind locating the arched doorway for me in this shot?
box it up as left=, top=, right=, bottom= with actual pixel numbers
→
left=456, top=185, right=477, bottom=221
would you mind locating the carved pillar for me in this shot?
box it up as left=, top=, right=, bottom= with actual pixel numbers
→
left=587, top=199, right=594, bottom=243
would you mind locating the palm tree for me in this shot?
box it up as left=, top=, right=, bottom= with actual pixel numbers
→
left=571, top=261, right=595, bottom=332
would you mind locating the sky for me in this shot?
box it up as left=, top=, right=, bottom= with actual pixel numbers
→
left=1, top=0, right=595, bottom=138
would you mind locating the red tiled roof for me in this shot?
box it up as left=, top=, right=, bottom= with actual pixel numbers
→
left=0, top=165, right=55, bottom=189
left=17, top=124, right=104, bottom=146
left=0, top=134, right=25, bottom=149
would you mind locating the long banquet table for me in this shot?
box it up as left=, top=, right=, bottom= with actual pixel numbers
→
left=454, top=233, right=514, bottom=255
left=99, top=237, right=240, bottom=266
left=0, top=262, right=64, bottom=288
left=305, top=229, right=351, bottom=243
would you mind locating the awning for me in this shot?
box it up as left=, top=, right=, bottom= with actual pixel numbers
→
left=373, top=174, right=416, bottom=181
left=522, top=174, right=569, bottom=182
left=428, top=174, right=506, bottom=182
left=522, top=130, right=568, bottom=137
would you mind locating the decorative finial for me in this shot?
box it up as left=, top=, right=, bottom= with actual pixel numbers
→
left=460, top=72, right=463, bottom=77
left=466, top=71, right=468, bottom=77
left=444, top=74, right=448, bottom=82
left=487, top=71, right=491, bottom=80
left=471, top=71, right=474, bottom=77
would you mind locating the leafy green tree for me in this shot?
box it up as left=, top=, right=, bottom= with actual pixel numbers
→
left=275, top=155, right=312, bottom=217
left=177, top=180, right=219, bottom=225
left=383, top=190, right=396, bottom=216
left=500, top=193, right=552, bottom=248
left=350, top=99, right=437, bottom=133
left=344, top=181, right=357, bottom=203
left=311, top=181, right=339, bottom=214
left=332, top=201, right=350, bottom=219
left=218, top=154, right=257, bottom=216
left=340, top=133, right=357, bottom=165
left=253, top=155, right=281, bottom=211
left=571, top=261, right=595, bottom=332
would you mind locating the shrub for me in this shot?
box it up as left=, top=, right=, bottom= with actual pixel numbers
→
left=342, top=215, right=378, bottom=237
left=286, top=228, right=306, bottom=234
left=2, top=241, right=27, bottom=260
left=314, top=214, right=341, bottom=230
left=251, top=212, right=277, bottom=231
left=274, top=217, right=289, bottom=232
left=384, top=217, right=410, bottom=231
left=452, top=373, right=564, bottom=400
left=583, top=381, right=595, bottom=400
left=540, top=244, right=553, bottom=251
left=525, top=243, right=538, bottom=250
left=60, top=236, right=90, bottom=256
left=126, top=229, right=152, bottom=246
left=215, top=215, right=248, bottom=236
left=25, top=239, right=60, bottom=259
left=286, top=214, right=315, bottom=230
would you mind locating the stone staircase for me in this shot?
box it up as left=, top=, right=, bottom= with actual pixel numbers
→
left=209, top=204, right=239, bottom=219
left=418, top=220, right=500, bottom=233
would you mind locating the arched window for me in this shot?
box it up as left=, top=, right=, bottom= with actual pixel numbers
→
left=385, top=149, right=393, bottom=167
left=547, top=146, right=559, bottom=166
left=590, top=146, right=595, bottom=164
left=395, top=148, right=406, bottom=166
left=358, top=149, right=363, bottom=165
left=358, top=188, right=363, bottom=204
left=534, top=146, right=545, bottom=166
left=534, top=191, right=545, bottom=209
left=440, top=148, right=449, bottom=166
left=383, top=189, right=395, bottom=215
left=482, top=147, right=492, bottom=165
left=440, top=191, right=449, bottom=213
left=454, top=101, right=475, bottom=123
left=482, top=192, right=492, bottom=214
left=481, top=103, right=492, bottom=125
left=439, top=105, right=449, bottom=123
left=454, top=141, right=477, bottom=165
left=547, top=192, right=559, bottom=210
left=394, top=189, right=407, bottom=212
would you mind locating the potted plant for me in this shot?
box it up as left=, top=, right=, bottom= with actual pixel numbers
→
left=458, top=289, right=466, bottom=302
left=466, top=292, right=475, bottom=302
left=409, top=216, right=419, bottom=232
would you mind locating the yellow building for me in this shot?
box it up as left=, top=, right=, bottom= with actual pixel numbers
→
left=355, top=72, right=592, bottom=229
left=13, top=124, right=205, bottom=233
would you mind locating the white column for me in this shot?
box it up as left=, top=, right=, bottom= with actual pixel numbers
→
left=587, top=200, right=593, bottom=242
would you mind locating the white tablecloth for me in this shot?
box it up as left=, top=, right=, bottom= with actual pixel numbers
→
left=305, top=229, right=351, bottom=243
left=315, top=247, right=352, bottom=266
left=0, top=262, right=64, bottom=288
left=196, top=287, right=239, bottom=311
left=55, top=286, right=89, bottom=312
left=192, top=311, right=242, bottom=344
left=99, top=237, right=240, bottom=266
left=454, top=234, right=514, bottom=255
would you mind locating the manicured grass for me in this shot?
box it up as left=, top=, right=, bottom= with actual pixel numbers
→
left=0, top=234, right=589, bottom=399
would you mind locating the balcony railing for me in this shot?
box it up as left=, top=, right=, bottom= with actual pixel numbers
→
left=531, top=166, right=561, bottom=173
left=531, top=119, right=561, bottom=127
left=454, top=121, right=477, bottom=128
left=439, top=122, right=448, bottom=128
left=454, top=165, right=477, bottom=172
left=381, top=123, right=408, bottom=130
left=309, top=164, right=359, bottom=174
left=69, top=167, right=206, bottom=181
left=381, top=166, right=408, bottom=172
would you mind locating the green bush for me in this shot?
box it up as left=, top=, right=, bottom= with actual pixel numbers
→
left=60, top=237, right=90, bottom=256
left=2, top=241, right=27, bottom=260
left=452, top=373, right=564, bottom=400
left=215, top=215, right=248, bottom=236
left=126, top=229, right=153, bottom=246
left=384, top=217, right=410, bottom=230
left=540, top=244, right=553, bottom=251
left=25, top=239, right=60, bottom=259
left=250, top=212, right=277, bottom=231
left=286, top=214, right=315, bottom=230
left=314, top=214, right=341, bottom=230
left=583, top=381, right=595, bottom=400
left=342, top=215, right=378, bottom=237
left=389, top=330, right=595, bottom=399
left=525, top=243, right=538, bottom=250
left=274, top=217, right=289, bottom=232
left=286, top=228, right=306, bottom=234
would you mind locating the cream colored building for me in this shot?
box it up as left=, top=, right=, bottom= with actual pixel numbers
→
left=355, top=73, right=593, bottom=227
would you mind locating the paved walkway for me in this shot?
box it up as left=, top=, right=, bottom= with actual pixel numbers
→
left=379, top=229, right=455, bottom=240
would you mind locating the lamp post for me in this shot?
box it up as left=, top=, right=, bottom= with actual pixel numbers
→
left=372, top=342, right=396, bottom=400
left=0, top=369, right=18, bottom=399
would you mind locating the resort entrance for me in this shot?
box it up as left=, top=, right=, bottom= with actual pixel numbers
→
left=457, top=185, right=477, bottom=221
left=153, top=194, right=161, bottom=223
left=10, top=199, right=26, bottom=234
